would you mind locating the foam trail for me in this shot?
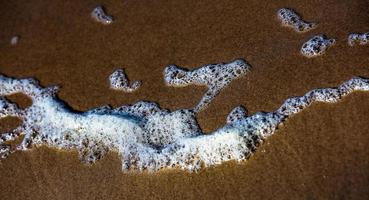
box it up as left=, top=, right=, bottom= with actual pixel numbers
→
left=301, top=34, right=335, bottom=58
left=1, top=74, right=369, bottom=172
left=277, top=8, right=317, bottom=33
left=91, top=6, right=113, bottom=25
left=109, top=69, right=141, bottom=92
left=348, top=32, right=369, bottom=46
left=164, top=59, right=251, bottom=112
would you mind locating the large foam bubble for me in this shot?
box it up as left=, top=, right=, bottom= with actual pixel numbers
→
left=164, top=59, right=251, bottom=112
left=1, top=73, right=368, bottom=172
left=277, top=8, right=317, bottom=33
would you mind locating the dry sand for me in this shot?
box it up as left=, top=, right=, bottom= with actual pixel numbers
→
left=0, top=0, right=369, bottom=199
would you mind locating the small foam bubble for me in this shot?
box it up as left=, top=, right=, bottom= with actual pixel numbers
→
left=109, top=69, right=141, bottom=92
left=277, top=8, right=316, bottom=33
left=1, top=74, right=369, bottom=172
left=10, top=36, right=19, bottom=46
left=91, top=6, right=113, bottom=25
left=164, top=59, right=251, bottom=112
left=300, top=34, right=335, bottom=58
left=348, top=32, right=369, bottom=46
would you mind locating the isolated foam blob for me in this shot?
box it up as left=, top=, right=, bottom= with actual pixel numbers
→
left=1, top=74, right=369, bottom=172
left=277, top=8, right=317, bottom=33
left=301, top=34, right=336, bottom=58
left=91, top=6, right=113, bottom=25
left=109, top=69, right=141, bottom=92
left=10, top=36, right=19, bottom=46
left=348, top=32, right=369, bottom=46
left=164, top=59, right=251, bottom=112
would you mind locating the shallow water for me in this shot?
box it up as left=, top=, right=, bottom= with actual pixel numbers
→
left=1, top=69, right=368, bottom=172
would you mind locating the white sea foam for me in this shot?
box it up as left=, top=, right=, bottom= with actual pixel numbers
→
left=91, top=6, right=113, bottom=25
left=109, top=69, right=141, bottom=92
left=277, top=8, right=317, bottom=33
left=164, top=59, right=251, bottom=112
left=301, top=35, right=335, bottom=58
left=348, top=32, right=369, bottom=46
left=226, top=106, right=248, bottom=124
left=1, top=74, right=369, bottom=172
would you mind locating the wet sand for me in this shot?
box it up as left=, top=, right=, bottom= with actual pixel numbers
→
left=1, top=0, right=369, bottom=199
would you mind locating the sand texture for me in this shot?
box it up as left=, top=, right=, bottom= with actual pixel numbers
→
left=1, top=0, right=369, bottom=199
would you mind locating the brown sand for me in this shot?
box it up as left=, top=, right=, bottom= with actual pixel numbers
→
left=0, top=0, right=369, bottom=199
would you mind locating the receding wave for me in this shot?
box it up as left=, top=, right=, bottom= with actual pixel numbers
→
left=1, top=61, right=368, bottom=172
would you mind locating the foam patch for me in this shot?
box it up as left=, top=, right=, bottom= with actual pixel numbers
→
left=1, top=74, right=368, bottom=172
left=164, top=59, right=251, bottom=112
left=277, top=8, right=317, bottom=33
left=109, top=69, right=141, bottom=92
left=301, top=35, right=336, bottom=58
left=91, top=6, right=113, bottom=25
left=348, top=32, right=369, bottom=46
left=226, top=106, right=248, bottom=124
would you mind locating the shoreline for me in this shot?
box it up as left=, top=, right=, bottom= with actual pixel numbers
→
left=1, top=91, right=369, bottom=199
left=1, top=0, right=369, bottom=199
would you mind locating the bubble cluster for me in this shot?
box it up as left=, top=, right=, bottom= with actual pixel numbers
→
left=226, top=106, right=248, bottom=124
left=1, top=74, right=368, bottom=172
left=91, top=6, right=113, bottom=25
left=164, top=59, right=251, bottom=112
left=300, top=35, right=336, bottom=58
left=109, top=69, right=141, bottom=92
left=348, top=32, right=369, bottom=46
left=277, top=8, right=317, bottom=33
left=0, top=97, right=20, bottom=118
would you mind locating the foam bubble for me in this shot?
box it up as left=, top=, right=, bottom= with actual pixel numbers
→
left=1, top=74, right=369, bottom=172
left=10, top=36, right=19, bottom=46
left=164, top=59, right=251, bottom=112
left=277, top=8, right=317, bottom=33
left=91, top=6, right=113, bottom=25
left=348, top=32, right=369, bottom=46
left=109, top=69, right=141, bottom=92
left=300, top=35, right=335, bottom=58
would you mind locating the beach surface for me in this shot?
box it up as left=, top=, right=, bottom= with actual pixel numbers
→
left=1, top=0, right=369, bottom=199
